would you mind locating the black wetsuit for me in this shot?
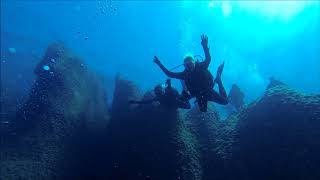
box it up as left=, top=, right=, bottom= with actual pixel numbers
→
left=157, top=46, right=228, bottom=112
left=132, top=87, right=191, bottom=110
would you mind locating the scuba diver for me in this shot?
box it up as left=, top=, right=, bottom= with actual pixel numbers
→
left=153, top=34, right=228, bottom=112
left=129, top=79, right=191, bottom=110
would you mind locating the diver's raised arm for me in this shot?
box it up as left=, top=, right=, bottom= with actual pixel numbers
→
left=153, top=56, right=185, bottom=80
left=200, top=34, right=211, bottom=69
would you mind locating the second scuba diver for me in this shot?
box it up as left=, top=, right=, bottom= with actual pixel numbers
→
left=129, top=79, right=191, bottom=110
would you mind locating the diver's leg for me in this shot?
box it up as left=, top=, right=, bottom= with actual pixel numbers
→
left=197, top=96, right=208, bottom=112
left=215, top=62, right=228, bottom=102
left=207, top=90, right=228, bottom=105
left=217, top=80, right=227, bottom=100
left=198, top=101, right=208, bottom=112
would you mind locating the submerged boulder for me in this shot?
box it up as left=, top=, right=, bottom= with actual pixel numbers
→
left=1, top=42, right=109, bottom=180
left=230, top=80, right=320, bottom=180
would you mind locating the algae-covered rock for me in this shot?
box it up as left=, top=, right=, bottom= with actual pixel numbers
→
left=184, top=105, right=230, bottom=180
left=1, top=42, right=109, bottom=180
left=231, top=80, right=320, bottom=180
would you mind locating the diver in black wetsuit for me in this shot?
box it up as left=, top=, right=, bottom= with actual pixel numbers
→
left=129, top=79, right=191, bottom=110
left=153, top=34, right=228, bottom=112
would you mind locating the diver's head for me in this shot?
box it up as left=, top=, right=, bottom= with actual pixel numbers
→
left=154, top=85, right=164, bottom=97
left=184, top=56, right=195, bottom=71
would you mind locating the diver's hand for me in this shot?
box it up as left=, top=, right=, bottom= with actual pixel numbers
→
left=201, top=34, right=209, bottom=48
left=153, top=56, right=161, bottom=65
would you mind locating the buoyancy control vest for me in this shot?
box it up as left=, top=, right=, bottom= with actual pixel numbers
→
left=184, top=63, right=214, bottom=97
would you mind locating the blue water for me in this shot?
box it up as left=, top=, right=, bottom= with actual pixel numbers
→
left=1, top=1, right=320, bottom=105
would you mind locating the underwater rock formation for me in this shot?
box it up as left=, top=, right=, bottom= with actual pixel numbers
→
left=1, top=42, right=109, bottom=180
left=230, top=80, right=320, bottom=180
left=266, top=76, right=287, bottom=90
left=105, top=81, right=201, bottom=180
left=228, top=84, right=245, bottom=111
left=2, top=49, right=320, bottom=180
left=184, top=105, right=235, bottom=180
left=110, top=74, right=140, bottom=120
